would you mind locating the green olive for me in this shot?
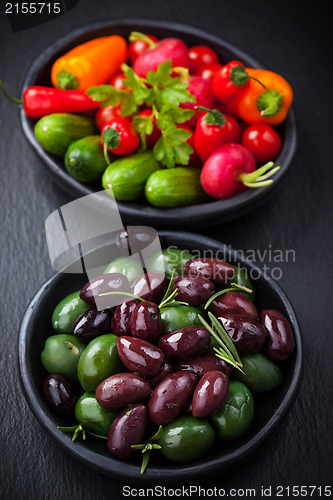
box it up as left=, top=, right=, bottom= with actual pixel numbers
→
left=41, top=334, right=86, bottom=383
left=148, top=248, right=194, bottom=279
left=103, top=256, right=143, bottom=285
left=160, top=305, right=202, bottom=335
left=158, top=415, right=215, bottom=463
left=77, top=334, right=122, bottom=391
left=210, top=380, right=254, bottom=441
left=52, top=290, right=92, bottom=334
left=233, top=352, right=283, bottom=392
left=75, top=392, right=118, bottom=436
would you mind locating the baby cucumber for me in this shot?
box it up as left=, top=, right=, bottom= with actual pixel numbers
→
left=145, top=167, right=210, bottom=207
left=65, top=135, right=110, bottom=183
left=102, top=151, right=161, bottom=200
left=34, top=113, right=96, bottom=156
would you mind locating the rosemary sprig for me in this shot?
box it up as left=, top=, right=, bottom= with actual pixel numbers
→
left=131, top=425, right=163, bottom=474
left=158, top=268, right=189, bottom=309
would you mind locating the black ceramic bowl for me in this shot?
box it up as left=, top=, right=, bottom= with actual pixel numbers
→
left=21, top=18, right=297, bottom=228
left=18, top=231, right=302, bottom=483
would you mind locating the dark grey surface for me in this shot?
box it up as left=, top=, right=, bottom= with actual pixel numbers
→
left=1, top=1, right=332, bottom=499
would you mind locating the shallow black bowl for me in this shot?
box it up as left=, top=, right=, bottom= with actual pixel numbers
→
left=18, top=231, right=302, bottom=483
left=21, top=18, right=297, bottom=228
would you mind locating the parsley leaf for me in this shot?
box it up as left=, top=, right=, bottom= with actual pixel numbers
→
left=153, top=127, right=193, bottom=168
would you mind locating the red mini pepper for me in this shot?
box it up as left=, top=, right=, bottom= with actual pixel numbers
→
left=0, top=82, right=100, bottom=118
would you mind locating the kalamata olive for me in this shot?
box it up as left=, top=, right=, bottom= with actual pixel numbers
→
left=117, top=336, right=165, bottom=378
left=192, top=370, right=229, bottom=418
left=131, top=272, right=167, bottom=303
left=148, top=371, right=198, bottom=425
left=42, top=374, right=75, bottom=414
left=212, top=292, right=258, bottom=320
left=96, top=372, right=152, bottom=410
left=173, top=275, right=215, bottom=307
left=158, top=326, right=211, bottom=361
left=112, top=299, right=139, bottom=336
left=175, top=353, right=232, bottom=378
left=73, top=309, right=112, bottom=342
left=130, top=301, right=162, bottom=342
left=80, top=273, right=130, bottom=309
left=149, top=358, right=175, bottom=389
left=260, top=309, right=295, bottom=362
left=184, top=257, right=235, bottom=286
left=218, top=314, right=266, bottom=353
left=107, top=403, right=147, bottom=459
left=116, top=226, right=161, bottom=255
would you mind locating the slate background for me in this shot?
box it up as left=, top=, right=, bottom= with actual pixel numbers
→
left=1, top=1, right=332, bottom=498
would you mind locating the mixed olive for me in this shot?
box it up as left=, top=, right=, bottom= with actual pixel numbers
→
left=40, top=229, right=296, bottom=473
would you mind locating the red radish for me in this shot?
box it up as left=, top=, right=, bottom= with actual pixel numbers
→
left=133, top=37, right=189, bottom=78
left=200, top=142, right=280, bottom=199
left=197, top=63, right=222, bottom=84
left=177, top=124, right=201, bottom=167
left=128, top=33, right=159, bottom=65
left=188, top=45, right=219, bottom=74
left=181, top=76, right=214, bottom=128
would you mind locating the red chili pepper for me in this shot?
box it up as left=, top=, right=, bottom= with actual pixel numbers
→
left=0, top=81, right=100, bottom=118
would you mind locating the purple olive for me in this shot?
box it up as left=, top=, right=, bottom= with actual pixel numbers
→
left=80, top=273, right=130, bottom=309
left=173, top=275, right=215, bottom=307
left=112, top=299, right=139, bottom=336
left=73, top=309, right=112, bottom=342
left=184, top=257, right=235, bottom=286
left=42, top=374, right=75, bottom=414
left=131, top=272, right=167, bottom=303
left=107, top=404, right=147, bottom=459
left=117, top=336, right=165, bottom=378
left=116, top=226, right=161, bottom=256
left=192, top=370, right=229, bottom=417
left=130, top=301, right=162, bottom=342
left=212, top=291, right=258, bottom=320
left=175, top=353, right=232, bottom=378
left=148, top=371, right=198, bottom=425
left=95, top=372, right=151, bottom=410
left=261, top=309, right=295, bottom=362
left=158, top=326, right=211, bottom=361
left=149, top=358, right=175, bottom=389
left=218, top=314, right=266, bottom=353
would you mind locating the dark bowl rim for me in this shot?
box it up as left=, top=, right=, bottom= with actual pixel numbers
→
left=17, top=230, right=303, bottom=483
left=20, top=17, right=297, bottom=227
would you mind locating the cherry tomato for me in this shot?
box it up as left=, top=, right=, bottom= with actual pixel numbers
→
left=188, top=46, right=219, bottom=74
left=128, top=34, right=159, bottom=65
left=178, top=124, right=201, bottom=167
left=223, top=113, right=241, bottom=143
left=110, top=72, right=129, bottom=91
left=136, top=108, right=161, bottom=148
left=197, top=63, right=222, bottom=84
left=96, top=105, right=123, bottom=130
left=101, top=117, right=139, bottom=156
left=212, top=60, right=250, bottom=104
left=241, top=123, right=282, bottom=163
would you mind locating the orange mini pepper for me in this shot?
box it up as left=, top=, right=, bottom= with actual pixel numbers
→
left=234, top=68, right=293, bottom=126
left=51, top=35, right=128, bottom=91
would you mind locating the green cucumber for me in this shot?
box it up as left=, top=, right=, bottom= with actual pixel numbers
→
left=102, top=151, right=161, bottom=201
left=34, top=113, right=96, bottom=157
left=64, top=135, right=110, bottom=183
left=145, top=167, right=210, bottom=207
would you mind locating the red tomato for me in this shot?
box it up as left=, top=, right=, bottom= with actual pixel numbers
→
left=136, top=108, right=161, bottom=148
left=101, top=117, right=139, bottom=156
left=223, top=113, right=241, bottom=143
left=128, top=34, right=159, bottom=65
left=241, top=123, right=282, bottom=163
left=188, top=46, right=219, bottom=74
left=96, top=105, right=123, bottom=130
left=110, top=72, right=129, bottom=91
left=197, top=63, right=222, bottom=84
left=177, top=124, right=201, bottom=167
